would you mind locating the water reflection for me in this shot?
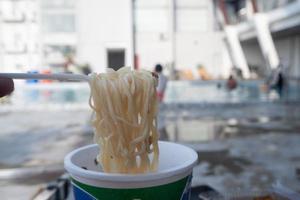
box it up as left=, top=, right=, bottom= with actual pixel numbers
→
left=164, top=113, right=300, bottom=143
left=166, top=118, right=222, bottom=142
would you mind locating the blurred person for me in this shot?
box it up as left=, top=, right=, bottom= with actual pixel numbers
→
left=225, top=0, right=246, bottom=23
left=0, top=78, right=14, bottom=97
left=154, top=64, right=169, bottom=141
left=154, top=64, right=168, bottom=102
left=81, top=63, right=92, bottom=75
left=231, top=66, right=243, bottom=80
left=63, top=56, right=81, bottom=74
left=267, top=64, right=285, bottom=98
left=226, top=75, right=238, bottom=90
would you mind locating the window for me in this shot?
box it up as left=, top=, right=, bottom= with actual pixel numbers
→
left=107, top=49, right=125, bottom=71
left=42, top=14, right=75, bottom=33
left=41, top=0, right=75, bottom=9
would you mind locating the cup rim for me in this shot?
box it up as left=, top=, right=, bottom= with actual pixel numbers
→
left=64, top=141, right=198, bottom=183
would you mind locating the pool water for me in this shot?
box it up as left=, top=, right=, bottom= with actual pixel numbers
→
left=11, top=83, right=90, bottom=106
left=164, top=80, right=300, bottom=103
left=9, top=80, right=300, bottom=106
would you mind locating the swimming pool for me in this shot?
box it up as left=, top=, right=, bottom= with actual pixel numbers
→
left=7, top=79, right=300, bottom=108
left=11, top=82, right=90, bottom=106
left=164, top=80, right=300, bottom=104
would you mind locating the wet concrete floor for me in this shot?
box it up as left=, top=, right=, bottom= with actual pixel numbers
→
left=0, top=106, right=300, bottom=199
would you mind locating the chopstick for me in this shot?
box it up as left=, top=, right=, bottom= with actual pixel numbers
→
left=0, top=73, right=90, bottom=82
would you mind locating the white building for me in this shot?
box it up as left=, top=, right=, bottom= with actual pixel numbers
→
left=217, top=0, right=300, bottom=79
left=40, top=0, right=77, bottom=71
left=76, top=0, right=133, bottom=72
left=135, top=0, right=229, bottom=78
left=41, top=0, right=134, bottom=73
left=0, top=0, right=230, bottom=79
left=0, top=0, right=40, bottom=72
left=0, top=0, right=134, bottom=73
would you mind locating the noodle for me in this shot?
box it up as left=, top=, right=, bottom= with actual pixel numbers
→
left=88, top=67, right=159, bottom=174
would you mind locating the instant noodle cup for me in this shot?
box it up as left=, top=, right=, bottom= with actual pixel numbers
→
left=64, top=141, right=198, bottom=200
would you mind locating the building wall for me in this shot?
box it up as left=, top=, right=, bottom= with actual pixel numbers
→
left=136, top=0, right=228, bottom=79
left=76, top=0, right=133, bottom=72
left=175, top=32, right=225, bottom=78
left=40, top=0, right=77, bottom=70
left=136, top=33, right=172, bottom=71
left=135, top=0, right=171, bottom=71
left=274, top=35, right=300, bottom=78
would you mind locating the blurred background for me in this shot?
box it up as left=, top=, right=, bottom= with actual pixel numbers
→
left=0, top=0, right=300, bottom=199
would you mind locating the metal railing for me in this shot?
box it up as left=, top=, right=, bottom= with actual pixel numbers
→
left=32, top=174, right=70, bottom=200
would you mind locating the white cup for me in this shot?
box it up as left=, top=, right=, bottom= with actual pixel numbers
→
left=64, top=141, right=198, bottom=200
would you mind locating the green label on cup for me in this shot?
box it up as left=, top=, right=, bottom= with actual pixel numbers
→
left=72, top=175, right=192, bottom=200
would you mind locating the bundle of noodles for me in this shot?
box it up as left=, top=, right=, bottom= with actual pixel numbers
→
left=88, top=67, right=159, bottom=174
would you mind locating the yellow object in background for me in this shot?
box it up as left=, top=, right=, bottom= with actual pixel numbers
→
left=198, top=65, right=211, bottom=80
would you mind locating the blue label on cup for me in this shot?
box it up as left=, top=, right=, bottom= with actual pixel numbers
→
left=73, top=183, right=96, bottom=200
left=180, top=174, right=192, bottom=200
